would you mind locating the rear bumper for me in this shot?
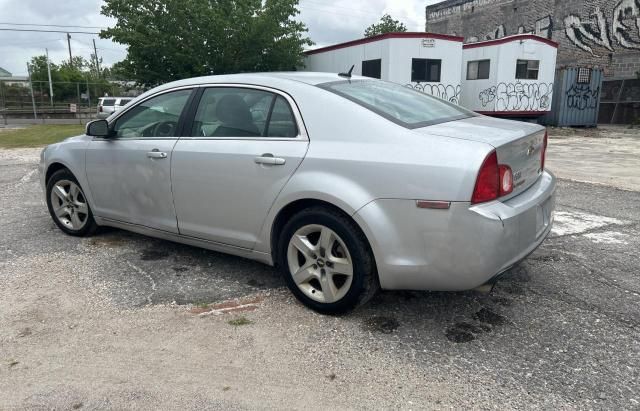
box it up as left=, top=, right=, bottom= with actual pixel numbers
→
left=353, top=171, right=556, bottom=291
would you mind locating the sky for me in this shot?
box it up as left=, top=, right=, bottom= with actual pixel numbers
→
left=0, top=0, right=442, bottom=76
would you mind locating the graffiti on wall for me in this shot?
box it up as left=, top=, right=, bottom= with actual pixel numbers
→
left=478, top=82, right=553, bottom=111
left=566, top=84, right=600, bottom=110
left=563, top=8, right=613, bottom=55
left=431, top=0, right=640, bottom=55
left=428, top=0, right=512, bottom=21
left=470, top=15, right=553, bottom=42
left=563, top=0, right=640, bottom=56
left=405, top=83, right=462, bottom=104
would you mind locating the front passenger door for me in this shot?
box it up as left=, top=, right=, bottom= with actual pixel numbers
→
left=85, top=88, right=193, bottom=233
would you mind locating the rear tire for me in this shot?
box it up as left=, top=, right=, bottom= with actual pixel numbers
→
left=277, top=206, right=378, bottom=314
left=46, top=168, right=98, bottom=237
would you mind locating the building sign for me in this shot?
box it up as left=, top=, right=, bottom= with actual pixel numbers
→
left=69, top=103, right=77, bottom=113
left=422, top=39, right=436, bottom=48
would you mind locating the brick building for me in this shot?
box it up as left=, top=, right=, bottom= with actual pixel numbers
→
left=425, top=0, right=640, bottom=123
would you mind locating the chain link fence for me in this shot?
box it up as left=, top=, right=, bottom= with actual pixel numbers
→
left=0, top=79, right=144, bottom=125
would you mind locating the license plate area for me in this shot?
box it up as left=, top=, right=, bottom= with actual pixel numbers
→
left=536, top=196, right=554, bottom=238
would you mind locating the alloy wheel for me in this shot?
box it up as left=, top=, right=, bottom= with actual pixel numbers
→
left=50, top=179, right=89, bottom=231
left=287, top=224, right=354, bottom=303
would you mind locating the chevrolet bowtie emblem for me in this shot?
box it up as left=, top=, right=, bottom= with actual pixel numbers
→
left=527, top=145, right=535, bottom=156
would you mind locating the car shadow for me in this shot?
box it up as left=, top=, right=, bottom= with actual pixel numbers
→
left=85, top=228, right=284, bottom=307
left=86, top=227, right=535, bottom=344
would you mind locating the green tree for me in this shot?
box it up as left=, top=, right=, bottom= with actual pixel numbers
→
left=100, top=0, right=313, bottom=87
left=364, top=14, right=407, bottom=37
left=27, top=55, right=114, bottom=104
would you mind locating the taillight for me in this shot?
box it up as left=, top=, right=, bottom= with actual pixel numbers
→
left=99, top=106, right=103, bottom=112
left=471, top=151, right=513, bottom=204
left=541, top=130, right=548, bottom=171
left=471, top=151, right=499, bottom=204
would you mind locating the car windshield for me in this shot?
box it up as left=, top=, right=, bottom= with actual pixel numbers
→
left=319, top=80, right=473, bottom=129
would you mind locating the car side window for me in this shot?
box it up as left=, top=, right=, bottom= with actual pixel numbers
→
left=191, top=88, right=298, bottom=138
left=266, top=96, right=298, bottom=138
left=113, top=89, right=191, bottom=138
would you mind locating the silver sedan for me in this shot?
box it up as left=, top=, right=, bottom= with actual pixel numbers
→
left=39, top=72, right=556, bottom=314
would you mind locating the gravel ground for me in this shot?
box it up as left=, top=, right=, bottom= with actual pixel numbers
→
left=547, top=126, right=640, bottom=192
left=1, top=135, right=639, bottom=409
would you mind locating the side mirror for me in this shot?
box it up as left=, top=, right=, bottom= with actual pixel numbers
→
left=86, top=119, right=110, bottom=137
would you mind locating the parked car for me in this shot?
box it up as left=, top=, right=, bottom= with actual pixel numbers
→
left=96, top=97, right=133, bottom=119
left=40, top=72, right=556, bottom=314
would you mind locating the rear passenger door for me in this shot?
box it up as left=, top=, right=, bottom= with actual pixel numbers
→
left=171, top=86, right=309, bottom=249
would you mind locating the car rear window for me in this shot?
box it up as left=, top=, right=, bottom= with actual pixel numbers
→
left=319, top=80, right=473, bottom=129
left=101, top=99, right=116, bottom=106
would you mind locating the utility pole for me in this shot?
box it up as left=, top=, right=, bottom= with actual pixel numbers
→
left=92, top=38, right=101, bottom=76
left=86, top=76, right=91, bottom=110
left=0, top=78, right=6, bottom=125
left=26, top=63, right=37, bottom=120
left=45, top=48, right=54, bottom=107
left=66, top=33, right=73, bottom=65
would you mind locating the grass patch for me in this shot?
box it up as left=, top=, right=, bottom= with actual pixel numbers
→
left=228, top=316, right=252, bottom=326
left=0, top=124, right=85, bottom=148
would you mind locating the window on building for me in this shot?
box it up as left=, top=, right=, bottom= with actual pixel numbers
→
left=577, top=68, right=591, bottom=84
left=515, top=59, right=539, bottom=80
left=466, top=60, right=491, bottom=80
left=361, top=59, right=382, bottom=79
left=411, top=59, right=441, bottom=82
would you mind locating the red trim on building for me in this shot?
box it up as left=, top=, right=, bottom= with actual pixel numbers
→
left=476, top=110, right=550, bottom=118
left=463, top=34, right=559, bottom=49
left=304, top=32, right=465, bottom=56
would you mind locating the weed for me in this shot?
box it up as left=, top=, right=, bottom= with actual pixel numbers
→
left=228, top=316, right=252, bottom=326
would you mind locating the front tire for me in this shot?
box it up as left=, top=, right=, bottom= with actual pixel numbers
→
left=277, top=206, right=378, bottom=314
left=46, top=168, right=97, bottom=237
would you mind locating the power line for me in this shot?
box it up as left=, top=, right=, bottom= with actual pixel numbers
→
left=0, top=22, right=106, bottom=29
left=0, top=28, right=99, bottom=34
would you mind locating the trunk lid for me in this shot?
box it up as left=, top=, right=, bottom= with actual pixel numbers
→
left=414, top=115, right=546, bottom=198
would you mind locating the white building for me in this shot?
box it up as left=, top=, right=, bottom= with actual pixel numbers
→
left=0, top=66, right=28, bottom=86
left=460, top=34, right=558, bottom=117
left=304, top=32, right=465, bottom=104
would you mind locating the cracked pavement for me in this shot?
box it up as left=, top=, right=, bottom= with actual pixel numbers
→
left=1, top=132, right=639, bottom=409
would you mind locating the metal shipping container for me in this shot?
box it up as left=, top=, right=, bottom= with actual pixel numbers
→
left=543, top=67, right=603, bottom=127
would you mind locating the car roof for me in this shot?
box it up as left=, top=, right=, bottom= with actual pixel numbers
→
left=147, top=72, right=367, bottom=92
left=129, top=72, right=373, bottom=105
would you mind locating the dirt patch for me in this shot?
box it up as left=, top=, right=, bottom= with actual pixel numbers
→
left=445, top=327, right=476, bottom=343
left=88, top=237, right=126, bottom=247
left=140, top=249, right=169, bottom=261
left=189, top=295, right=265, bottom=315
left=363, top=316, right=400, bottom=334
left=474, top=308, right=508, bottom=326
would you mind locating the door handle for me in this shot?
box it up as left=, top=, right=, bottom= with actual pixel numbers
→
left=147, top=150, right=167, bottom=159
left=254, top=154, right=286, bottom=165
